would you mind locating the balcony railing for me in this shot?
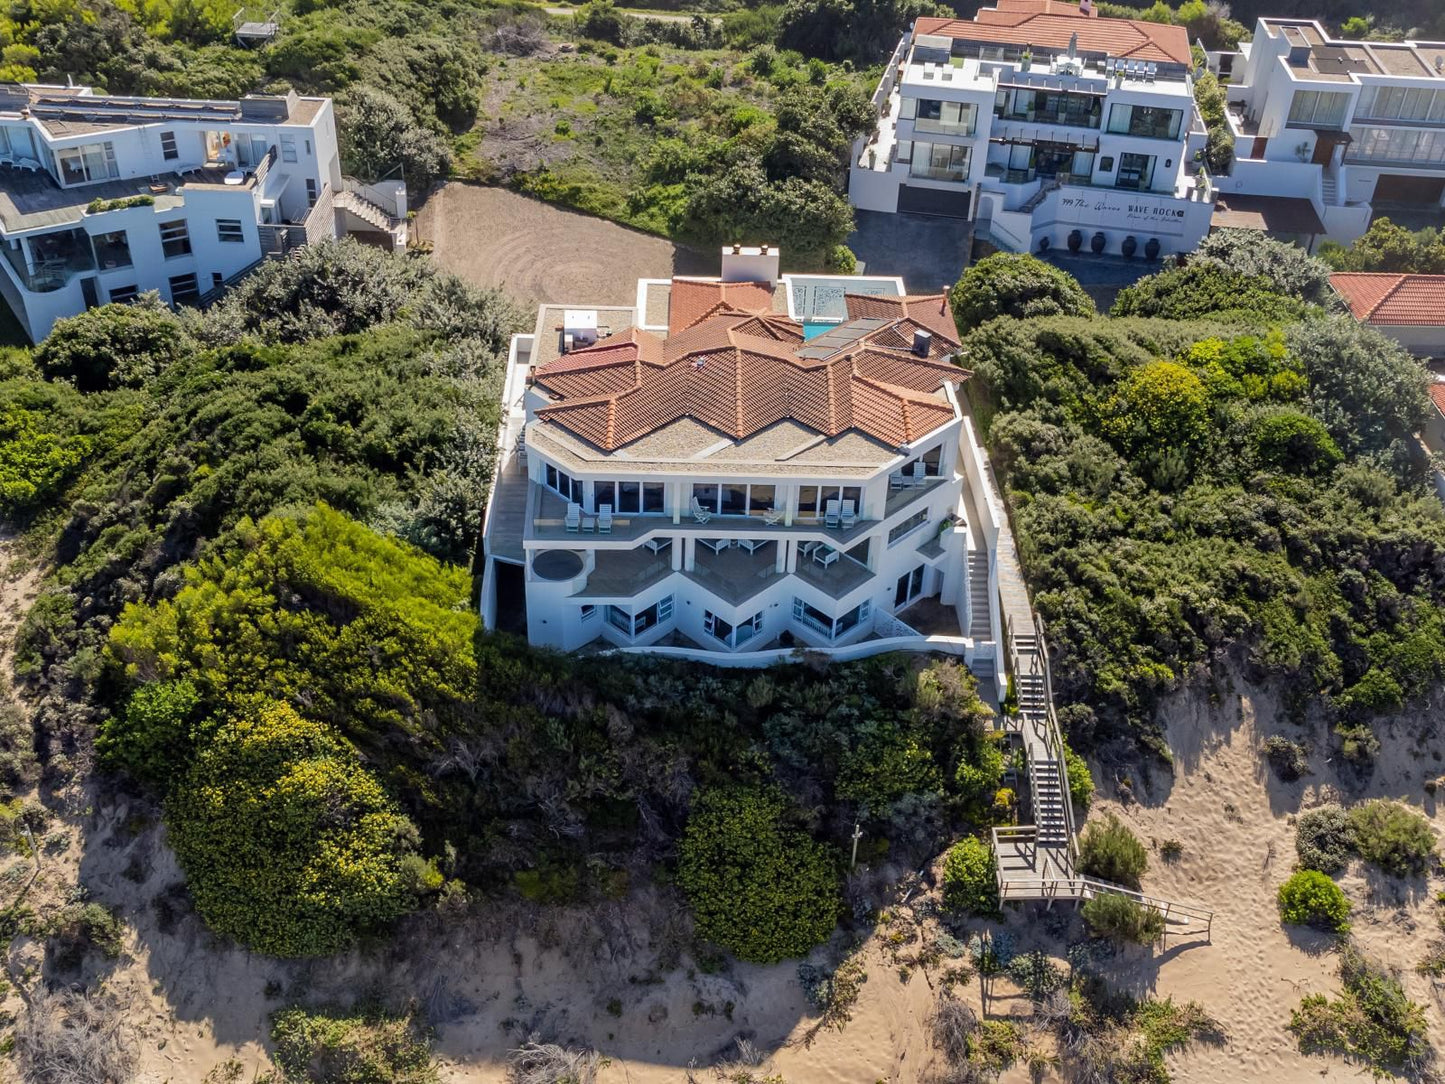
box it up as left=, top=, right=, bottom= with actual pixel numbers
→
left=908, top=163, right=969, bottom=183
left=913, top=117, right=975, bottom=136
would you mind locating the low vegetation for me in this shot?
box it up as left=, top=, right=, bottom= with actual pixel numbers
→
left=1262, top=734, right=1310, bottom=782
left=941, top=836, right=999, bottom=918
left=270, top=1003, right=437, bottom=1084
left=1076, top=814, right=1148, bottom=890
left=1347, top=799, right=1437, bottom=877
left=1295, top=806, right=1356, bottom=874
left=1289, top=942, right=1429, bottom=1075
left=1277, top=870, right=1351, bottom=932
left=1082, top=893, right=1165, bottom=946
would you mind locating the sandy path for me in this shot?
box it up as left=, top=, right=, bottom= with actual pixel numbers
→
left=414, top=185, right=714, bottom=309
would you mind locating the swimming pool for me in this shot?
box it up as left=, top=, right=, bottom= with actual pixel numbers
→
left=802, top=321, right=835, bottom=340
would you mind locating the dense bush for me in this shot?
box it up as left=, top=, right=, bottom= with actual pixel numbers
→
left=1295, top=806, right=1356, bottom=874
left=1289, top=942, right=1429, bottom=1073
left=1064, top=746, right=1094, bottom=815
left=1262, top=735, right=1310, bottom=782
left=1110, top=263, right=1311, bottom=324
left=941, top=836, right=998, bottom=917
left=949, top=253, right=1093, bottom=330
left=271, top=1003, right=437, bottom=1084
left=1319, top=218, right=1445, bottom=274
left=1347, top=800, right=1436, bottom=878
left=1082, top=893, right=1165, bottom=945
left=35, top=297, right=187, bottom=391
left=1194, top=231, right=1334, bottom=307
left=167, top=700, right=424, bottom=956
left=1277, top=870, right=1351, bottom=932
left=676, top=786, right=840, bottom=963
left=1077, top=814, right=1148, bottom=889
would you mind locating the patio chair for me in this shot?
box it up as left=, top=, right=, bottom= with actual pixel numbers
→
left=565, top=502, right=581, bottom=532
left=911, top=461, right=928, bottom=485
left=824, top=499, right=841, bottom=529
left=800, top=540, right=819, bottom=561
left=761, top=508, right=784, bottom=526
left=700, top=537, right=730, bottom=554
left=690, top=496, right=711, bottom=524
left=598, top=504, right=613, bottom=534
left=840, top=500, right=857, bottom=530
left=889, top=472, right=905, bottom=490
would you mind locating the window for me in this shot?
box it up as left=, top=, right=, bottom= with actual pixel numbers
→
left=107, top=283, right=138, bottom=303
left=216, top=219, right=245, bottom=243
left=158, top=219, right=191, bottom=259
left=895, top=565, right=925, bottom=608
left=792, top=597, right=872, bottom=641
left=913, top=98, right=978, bottom=135
left=909, top=141, right=970, bottom=182
left=1099, top=155, right=1115, bottom=172
left=797, top=485, right=863, bottom=521
left=693, top=483, right=776, bottom=517
left=305, top=178, right=318, bottom=207
left=1357, top=85, right=1445, bottom=122
left=888, top=509, right=930, bottom=545
left=56, top=141, right=119, bottom=185
left=279, top=135, right=297, bottom=162
left=597, top=480, right=664, bottom=515
left=704, top=609, right=764, bottom=648
left=160, top=130, right=178, bottom=160
left=211, top=272, right=223, bottom=289
left=168, top=272, right=200, bottom=305
left=544, top=463, right=582, bottom=503
left=1346, top=126, right=1445, bottom=166
left=1106, top=104, right=1182, bottom=139
left=895, top=140, right=913, bottom=164
left=1287, top=89, right=1351, bottom=128
left=1000, top=89, right=1100, bottom=128
left=1114, top=152, right=1154, bottom=191
left=91, top=229, right=131, bottom=269
left=607, top=595, right=674, bottom=638
left=580, top=604, right=597, bottom=622
left=899, top=445, right=944, bottom=480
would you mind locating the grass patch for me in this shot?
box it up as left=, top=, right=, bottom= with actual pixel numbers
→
left=1289, top=942, right=1428, bottom=1074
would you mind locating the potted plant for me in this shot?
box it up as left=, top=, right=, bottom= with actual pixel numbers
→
left=1144, top=237, right=1161, bottom=260
left=1121, top=234, right=1138, bottom=258
left=1068, top=229, right=1083, bottom=252
left=1090, top=230, right=1106, bottom=254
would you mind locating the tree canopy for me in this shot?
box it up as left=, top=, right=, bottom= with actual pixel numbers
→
left=949, top=253, right=1094, bottom=331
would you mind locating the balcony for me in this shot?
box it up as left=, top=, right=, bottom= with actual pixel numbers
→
left=572, top=546, right=673, bottom=599
left=884, top=475, right=948, bottom=518
left=794, top=546, right=874, bottom=600
left=529, top=484, right=873, bottom=547
left=686, top=540, right=780, bottom=606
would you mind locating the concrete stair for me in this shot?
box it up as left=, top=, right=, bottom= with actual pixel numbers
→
left=967, top=552, right=991, bottom=638
left=1321, top=175, right=1338, bottom=206
left=334, top=189, right=395, bottom=232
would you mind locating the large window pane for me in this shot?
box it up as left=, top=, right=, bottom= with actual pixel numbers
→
left=749, top=484, right=775, bottom=513
left=720, top=483, right=748, bottom=516
left=693, top=483, right=720, bottom=513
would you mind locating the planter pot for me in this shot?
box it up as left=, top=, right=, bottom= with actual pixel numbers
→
left=1144, top=237, right=1161, bottom=261
left=1121, top=235, right=1138, bottom=258
left=1067, top=229, right=1083, bottom=253
left=1036, top=235, right=1050, bottom=252
left=1090, top=231, right=1106, bottom=254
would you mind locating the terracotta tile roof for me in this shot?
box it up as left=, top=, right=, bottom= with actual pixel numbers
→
left=1431, top=383, right=1445, bottom=417
left=1330, top=273, right=1445, bottom=327
left=531, top=291, right=969, bottom=452
left=668, top=279, right=777, bottom=335
left=844, top=293, right=961, bottom=347
left=912, top=12, right=1191, bottom=65
left=984, top=0, right=1098, bottom=17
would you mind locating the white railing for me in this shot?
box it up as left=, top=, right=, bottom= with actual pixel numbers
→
left=343, top=176, right=401, bottom=220
left=609, top=633, right=974, bottom=668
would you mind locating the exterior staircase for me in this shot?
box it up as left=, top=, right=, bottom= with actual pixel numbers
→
left=1020, top=177, right=1061, bottom=213
left=334, top=178, right=408, bottom=249
left=1320, top=174, right=1339, bottom=206
left=967, top=552, right=991, bottom=638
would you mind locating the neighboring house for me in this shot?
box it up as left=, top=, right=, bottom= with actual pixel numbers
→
left=1329, top=272, right=1445, bottom=357
left=1218, top=19, right=1445, bottom=246
left=479, top=246, right=1003, bottom=669
left=848, top=0, right=1216, bottom=258
left=0, top=83, right=407, bottom=341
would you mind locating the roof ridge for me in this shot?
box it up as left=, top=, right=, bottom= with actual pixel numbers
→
left=1364, top=273, right=1410, bottom=320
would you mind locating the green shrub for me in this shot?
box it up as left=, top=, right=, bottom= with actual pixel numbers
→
left=1063, top=745, right=1094, bottom=814
left=1261, top=734, right=1310, bottom=781
left=676, top=786, right=839, bottom=963
left=44, top=903, right=124, bottom=969
left=1295, top=806, right=1356, bottom=874
left=1077, top=813, right=1148, bottom=889
left=949, top=252, right=1093, bottom=330
left=270, top=1003, right=437, bottom=1084
left=941, top=836, right=998, bottom=917
left=1277, top=870, right=1351, bottom=932
left=1289, top=942, right=1428, bottom=1073
left=825, top=244, right=857, bottom=273
left=1082, top=892, right=1165, bottom=945
left=166, top=701, right=423, bottom=957
left=1348, top=800, right=1436, bottom=877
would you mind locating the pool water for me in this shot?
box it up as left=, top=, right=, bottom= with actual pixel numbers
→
left=802, top=321, right=836, bottom=340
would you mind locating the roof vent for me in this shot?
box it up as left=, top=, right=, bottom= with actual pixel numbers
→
left=913, top=329, right=932, bottom=357
left=692, top=358, right=706, bottom=370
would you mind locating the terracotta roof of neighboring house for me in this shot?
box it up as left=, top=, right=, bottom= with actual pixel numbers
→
left=1330, top=273, right=1445, bottom=327
left=1430, top=383, right=1445, bottom=417
left=912, top=13, right=1190, bottom=64
left=983, top=0, right=1098, bottom=16
left=668, top=279, right=778, bottom=335
left=532, top=293, right=967, bottom=452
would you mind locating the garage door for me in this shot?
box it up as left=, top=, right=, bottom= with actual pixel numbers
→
left=897, top=185, right=972, bottom=219
left=1374, top=174, right=1445, bottom=204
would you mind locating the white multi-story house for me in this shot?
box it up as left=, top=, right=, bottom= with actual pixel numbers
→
left=1219, top=19, right=1445, bottom=243
left=479, top=247, right=1005, bottom=670
left=0, top=83, right=406, bottom=341
left=849, top=0, right=1216, bottom=258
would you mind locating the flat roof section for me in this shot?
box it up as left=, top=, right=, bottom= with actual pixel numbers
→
left=1211, top=193, right=1325, bottom=236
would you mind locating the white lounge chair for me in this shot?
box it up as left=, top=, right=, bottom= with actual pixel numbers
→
left=911, top=461, right=928, bottom=485
left=840, top=500, right=857, bottom=530
left=598, top=503, right=613, bottom=534
left=700, top=537, right=730, bottom=554
left=761, top=508, right=784, bottom=526
left=565, top=502, right=581, bottom=532
left=813, top=544, right=839, bottom=568
left=824, top=499, right=841, bottom=529
left=690, top=496, right=711, bottom=524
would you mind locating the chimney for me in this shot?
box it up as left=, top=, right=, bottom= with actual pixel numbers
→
left=912, top=329, right=932, bottom=356
left=720, top=243, right=781, bottom=285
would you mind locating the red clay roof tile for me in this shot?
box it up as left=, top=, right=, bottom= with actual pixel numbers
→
left=668, top=280, right=777, bottom=335
left=1330, top=273, right=1445, bottom=327
left=912, top=12, right=1190, bottom=64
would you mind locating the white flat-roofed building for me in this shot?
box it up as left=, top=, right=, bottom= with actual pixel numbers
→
left=0, top=83, right=407, bottom=341
left=849, top=0, right=1216, bottom=258
left=1220, top=18, right=1445, bottom=244
left=479, top=247, right=1005, bottom=670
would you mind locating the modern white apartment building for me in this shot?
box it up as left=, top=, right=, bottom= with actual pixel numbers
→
left=1218, top=19, right=1445, bottom=243
left=849, top=0, right=1216, bottom=258
left=0, top=83, right=407, bottom=341
left=479, top=247, right=1004, bottom=669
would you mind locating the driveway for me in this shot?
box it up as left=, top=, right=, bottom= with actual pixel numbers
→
left=848, top=210, right=973, bottom=293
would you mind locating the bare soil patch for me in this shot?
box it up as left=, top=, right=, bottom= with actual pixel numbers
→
left=414, top=185, right=714, bottom=309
